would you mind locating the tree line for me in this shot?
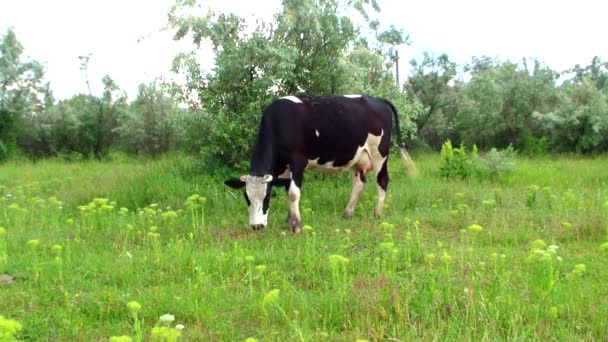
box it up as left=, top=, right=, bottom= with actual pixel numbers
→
left=406, top=54, right=608, bottom=154
left=1, top=0, right=607, bottom=167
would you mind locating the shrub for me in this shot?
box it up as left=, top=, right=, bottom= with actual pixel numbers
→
left=439, top=140, right=516, bottom=181
left=0, top=141, right=8, bottom=162
left=521, top=135, right=548, bottom=156
left=481, top=145, right=516, bottom=180
left=439, top=140, right=478, bottom=180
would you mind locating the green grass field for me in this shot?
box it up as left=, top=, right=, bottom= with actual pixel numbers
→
left=1, top=153, right=607, bottom=341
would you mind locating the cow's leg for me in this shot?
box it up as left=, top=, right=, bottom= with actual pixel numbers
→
left=288, top=164, right=305, bottom=234
left=285, top=184, right=294, bottom=224
left=375, top=159, right=389, bottom=218
left=343, top=171, right=366, bottom=219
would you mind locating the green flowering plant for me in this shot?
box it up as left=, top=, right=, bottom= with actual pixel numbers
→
left=150, top=326, right=181, bottom=342
left=526, top=185, right=540, bottom=208
left=185, top=194, right=207, bottom=232
left=0, top=315, right=22, bottom=341
left=262, top=289, right=280, bottom=309
left=525, top=240, right=562, bottom=293
left=0, top=227, right=7, bottom=269
left=328, top=254, right=351, bottom=298
left=127, top=301, right=143, bottom=342
left=150, top=313, right=181, bottom=342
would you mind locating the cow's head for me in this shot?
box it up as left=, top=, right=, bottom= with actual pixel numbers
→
left=224, top=175, right=290, bottom=230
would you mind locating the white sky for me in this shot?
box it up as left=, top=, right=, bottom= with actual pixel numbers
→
left=1, top=0, right=606, bottom=100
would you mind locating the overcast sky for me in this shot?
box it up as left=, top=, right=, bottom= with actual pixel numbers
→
left=1, top=0, right=606, bottom=100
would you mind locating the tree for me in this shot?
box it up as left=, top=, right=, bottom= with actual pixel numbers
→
left=78, top=55, right=127, bottom=159
left=405, top=52, right=458, bottom=148
left=0, top=28, right=49, bottom=160
left=48, top=94, right=89, bottom=157
left=454, top=58, right=558, bottom=149
left=567, top=56, right=608, bottom=91
left=14, top=84, right=56, bottom=159
left=168, top=0, right=415, bottom=167
left=533, top=77, right=608, bottom=153
left=119, top=82, right=184, bottom=155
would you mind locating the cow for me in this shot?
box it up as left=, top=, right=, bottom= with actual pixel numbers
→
left=224, top=94, right=416, bottom=233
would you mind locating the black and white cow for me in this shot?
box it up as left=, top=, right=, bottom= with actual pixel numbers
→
left=224, top=94, right=416, bottom=233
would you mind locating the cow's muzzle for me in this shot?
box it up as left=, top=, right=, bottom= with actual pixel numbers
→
left=251, top=224, right=265, bottom=230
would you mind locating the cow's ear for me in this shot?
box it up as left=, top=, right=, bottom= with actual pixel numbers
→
left=224, top=178, right=246, bottom=189
left=271, top=178, right=292, bottom=191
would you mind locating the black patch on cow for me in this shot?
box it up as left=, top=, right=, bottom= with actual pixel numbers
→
left=271, top=178, right=291, bottom=192
left=248, top=94, right=393, bottom=178
left=262, top=185, right=272, bottom=214
left=243, top=191, right=251, bottom=206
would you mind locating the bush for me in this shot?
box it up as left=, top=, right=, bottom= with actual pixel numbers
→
left=481, top=145, right=516, bottom=180
left=0, top=141, right=8, bottom=162
left=439, top=140, right=478, bottom=180
left=439, top=140, right=516, bottom=181
left=521, top=135, right=548, bottom=156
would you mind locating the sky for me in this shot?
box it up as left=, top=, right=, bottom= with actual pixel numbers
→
left=1, top=0, right=606, bottom=101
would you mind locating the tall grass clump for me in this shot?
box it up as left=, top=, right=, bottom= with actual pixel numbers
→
left=439, top=140, right=477, bottom=180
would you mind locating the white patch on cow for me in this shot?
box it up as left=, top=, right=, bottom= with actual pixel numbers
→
left=306, top=131, right=384, bottom=173
left=245, top=175, right=272, bottom=227
left=315, top=129, right=320, bottom=137
left=281, top=96, right=303, bottom=104
left=278, top=168, right=291, bottom=179
left=375, top=183, right=387, bottom=217
left=344, top=94, right=362, bottom=98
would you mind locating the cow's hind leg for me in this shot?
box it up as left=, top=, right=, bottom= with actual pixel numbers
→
left=343, top=171, right=366, bottom=219
left=375, top=159, right=389, bottom=218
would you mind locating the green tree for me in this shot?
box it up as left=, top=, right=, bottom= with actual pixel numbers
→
left=567, top=56, right=608, bottom=90
left=168, top=0, right=414, bottom=167
left=405, top=52, right=458, bottom=148
left=533, top=77, right=608, bottom=153
left=78, top=55, right=127, bottom=159
left=14, top=84, right=56, bottom=159
left=48, top=94, right=89, bottom=158
left=272, top=0, right=357, bottom=94
left=49, top=81, right=126, bottom=160
left=119, top=82, right=184, bottom=155
left=455, top=58, right=558, bottom=149
left=0, top=28, right=49, bottom=160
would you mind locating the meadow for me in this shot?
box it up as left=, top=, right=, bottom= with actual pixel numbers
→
left=0, top=153, right=607, bottom=341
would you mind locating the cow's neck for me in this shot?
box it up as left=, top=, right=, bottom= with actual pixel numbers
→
left=249, top=119, right=275, bottom=176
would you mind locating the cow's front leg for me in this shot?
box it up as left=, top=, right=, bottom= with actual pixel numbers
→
left=288, top=180, right=302, bottom=233
left=375, top=160, right=389, bottom=218
left=343, top=171, right=366, bottom=219
left=288, top=166, right=305, bottom=233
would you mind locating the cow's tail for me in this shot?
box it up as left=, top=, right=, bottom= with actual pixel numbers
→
left=384, top=99, right=417, bottom=177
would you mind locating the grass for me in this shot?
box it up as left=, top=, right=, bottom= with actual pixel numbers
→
left=0, top=153, right=607, bottom=341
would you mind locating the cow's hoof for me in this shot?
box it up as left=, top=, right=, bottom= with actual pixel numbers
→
left=290, top=217, right=302, bottom=234
left=343, top=211, right=353, bottom=220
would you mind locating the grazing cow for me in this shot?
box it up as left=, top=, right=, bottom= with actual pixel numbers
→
left=224, top=94, right=416, bottom=233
